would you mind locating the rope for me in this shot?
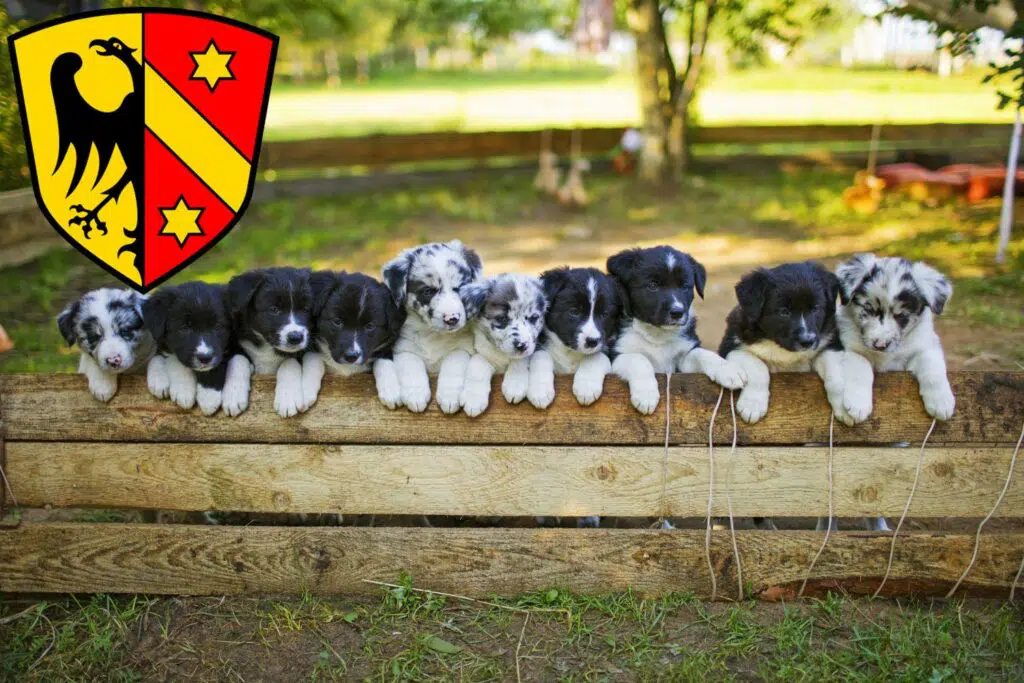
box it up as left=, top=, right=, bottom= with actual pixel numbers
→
left=946, top=420, right=1024, bottom=598
left=705, top=388, right=724, bottom=601
left=1011, top=553, right=1024, bottom=602
left=873, top=419, right=937, bottom=598
left=727, top=391, right=744, bottom=601
left=658, top=372, right=672, bottom=527
left=798, top=413, right=836, bottom=598
left=0, top=434, right=19, bottom=525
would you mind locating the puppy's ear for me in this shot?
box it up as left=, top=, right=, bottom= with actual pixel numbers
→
left=382, top=251, right=412, bottom=305
left=128, top=291, right=146, bottom=319
left=56, top=299, right=81, bottom=346
left=911, top=261, right=952, bottom=315
left=606, top=249, right=639, bottom=283
left=226, top=270, right=265, bottom=323
left=813, top=263, right=842, bottom=308
left=455, top=240, right=484, bottom=279
left=380, top=281, right=407, bottom=344
left=835, top=253, right=876, bottom=305
left=143, top=288, right=172, bottom=343
left=613, top=277, right=632, bottom=317
left=310, top=271, right=339, bottom=317
left=735, top=269, right=769, bottom=322
left=540, top=268, right=569, bottom=301
left=462, top=280, right=490, bottom=320
left=686, top=255, right=707, bottom=299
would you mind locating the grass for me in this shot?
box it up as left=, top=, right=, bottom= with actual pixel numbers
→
left=2, top=587, right=1023, bottom=681
left=2, top=161, right=1021, bottom=373
left=262, top=65, right=1015, bottom=140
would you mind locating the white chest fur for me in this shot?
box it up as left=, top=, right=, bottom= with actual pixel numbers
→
left=240, top=339, right=286, bottom=375
left=742, top=340, right=818, bottom=372
left=614, top=319, right=698, bottom=373
left=543, top=330, right=589, bottom=374
left=472, top=325, right=514, bottom=371
left=393, top=314, right=475, bottom=372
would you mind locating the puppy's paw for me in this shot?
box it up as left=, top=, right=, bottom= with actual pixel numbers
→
left=572, top=369, right=604, bottom=406
left=88, top=375, right=117, bottom=403
left=502, top=369, right=529, bottom=404
left=628, top=379, right=660, bottom=415
left=706, top=359, right=747, bottom=390
left=436, top=382, right=463, bottom=415
left=460, top=380, right=491, bottom=418
left=527, top=374, right=555, bottom=409
left=736, top=386, right=769, bottom=424
left=375, top=369, right=403, bottom=410
left=922, top=384, right=955, bottom=421
left=402, top=381, right=432, bottom=413
left=274, top=378, right=304, bottom=419
left=196, top=386, right=222, bottom=416
left=842, top=383, right=873, bottom=424
left=147, top=357, right=169, bottom=399
left=168, top=376, right=196, bottom=410
left=222, top=382, right=249, bottom=417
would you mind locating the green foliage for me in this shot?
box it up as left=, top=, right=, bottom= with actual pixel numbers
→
left=0, top=7, right=30, bottom=192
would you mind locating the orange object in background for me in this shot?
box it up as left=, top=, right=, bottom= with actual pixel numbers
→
left=871, top=162, right=1024, bottom=203
left=0, top=325, right=13, bottom=353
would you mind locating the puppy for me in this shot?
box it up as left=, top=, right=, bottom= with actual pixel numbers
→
left=382, top=239, right=485, bottom=413
left=836, top=254, right=955, bottom=422
left=608, top=246, right=745, bottom=415
left=301, top=271, right=405, bottom=410
left=227, top=267, right=314, bottom=418
left=528, top=267, right=623, bottom=409
left=460, top=273, right=547, bottom=417
left=719, top=261, right=849, bottom=425
left=57, top=288, right=155, bottom=402
left=144, top=282, right=250, bottom=416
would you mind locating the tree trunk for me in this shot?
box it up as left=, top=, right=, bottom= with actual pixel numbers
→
left=627, top=0, right=675, bottom=184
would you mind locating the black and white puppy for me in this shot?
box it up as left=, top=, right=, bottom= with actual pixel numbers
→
left=460, top=273, right=547, bottom=417
left=227, top=267, right=313, bottom=418
left=719, top=261, right=850, bottom=425
left=609, top=246, right=745, bottom=415
left=382, top=239, right=485, bottom=413
left=301, top=271, right=405, bottom=410
left=528, top=267, right=623, bottom=409
left=144, top=282, right=250, bottom=416
left=57, top=288, right=155, bottom=402
left=836, top=254, right=955, bottom=422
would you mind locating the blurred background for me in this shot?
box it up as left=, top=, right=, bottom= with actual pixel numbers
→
left=0, top=0, right=1022, bottom=372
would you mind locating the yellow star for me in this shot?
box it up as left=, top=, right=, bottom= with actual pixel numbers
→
left=190, top=40, right=235, bottom=91
left=159, top=196, right=204, bottom=247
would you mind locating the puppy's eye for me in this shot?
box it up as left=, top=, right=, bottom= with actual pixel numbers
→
left=778, top=308, right=790, bottom=317
left=268, top=306, right=281, bottom=316
left=646, top=281, right=658, bottom=291
left=421, top=287, right=438, bottom=298
left=894, top=312, right=910, bottom=326
left=569, top=308, right=580, bottom=317
left=332, top=315, right=344, bottom=325
left=365, top=322, right=376, bottom=332
left=528, top=314, right=540, bottom=324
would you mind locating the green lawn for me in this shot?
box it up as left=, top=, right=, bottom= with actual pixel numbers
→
left=263, top=66, right=1014, bottom=140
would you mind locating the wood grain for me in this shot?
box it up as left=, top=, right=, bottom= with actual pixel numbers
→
left=1, top=372, right=1020, bottom=445
left=1, top=524, right=1020, bottom=599
left=8, top=443, right=1024, bottom=518
left=257, top=124, right=1009, bottom=171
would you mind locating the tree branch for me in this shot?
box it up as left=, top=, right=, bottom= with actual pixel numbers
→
left=677, top=0, right=716, bottom=114
left=901, top=0, right=1017, bottom=33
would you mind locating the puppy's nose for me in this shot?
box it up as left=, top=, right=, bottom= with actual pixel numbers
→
left=583, top=336, right=600, bottom=349
left=286, top=330, right=306, bottom=346
left=513, top=340, right=528, bottom=353
left=669, top=307, right=685, bottom=322
left=342, top=350, right=361, bottom=363
left=194, top=350, right=214, bottom=364
left=105, top=354, right=122, bottom=368
left=442, top=313, right=461, bottom=328
left=872, top=339, right=891, bottom=351
left=796, top=332, right=818, bottom=349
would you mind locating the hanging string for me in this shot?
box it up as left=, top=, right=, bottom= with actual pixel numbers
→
left=657, top=371, right=672, bottom=528
left=1011, top=553, right=1024, bottom=602
left=946, top=420, right=1024, bottom=598
left=873, top=418, right=937, bottom=598
left=727, top=391, right=744, bottom=601
left=705, top=388, right=725, bottom=601
left=799, top=413, right=836, bottom=598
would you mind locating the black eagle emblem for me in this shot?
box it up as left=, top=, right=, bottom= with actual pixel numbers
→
left=50, top=37, right=143, bottom=275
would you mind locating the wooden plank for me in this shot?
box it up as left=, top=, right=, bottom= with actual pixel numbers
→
left=1, top=372, right=1020, bottom=445
left=1, top=524, right=1020, bottom=598
left=9, top=444, right=1024, bottom=518
left=258, top=124, right=1008, bottom=171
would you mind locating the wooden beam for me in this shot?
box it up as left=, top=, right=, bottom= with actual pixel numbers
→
left=1, top=373, right=1020, bottom=445
left=0, top=524, right=1020, bottom=599
left=9, top=444, right=1024, bottom=518
left=257, top=124, right=1010, bottom=171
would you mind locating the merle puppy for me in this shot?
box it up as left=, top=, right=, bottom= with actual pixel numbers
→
left=227, top=267, right=314, bottom=418
left=836, top=254, right=955, bottom=423
left=300, top=270, right=405, bottom=411
left=144, top=281, right=250, bottom=416
left=528, top=267, right=623, bottom=409
left=719, top=261, right=850, bottom=425
left=609, top=246, right=745, bottom=415
left=460, top=273, right=547, bottom=417
left=57, top=288, right=155, bottom=402
left=382, top=239, right=486, bottom=413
